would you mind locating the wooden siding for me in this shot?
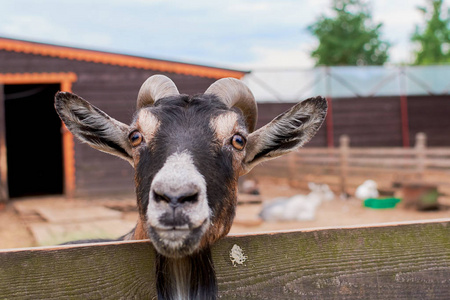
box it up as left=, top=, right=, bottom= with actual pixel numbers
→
left=332, top=97, right=403, bottom=147
left=257, top=95, right=450, bottom=148
left=408, top=95, right=450, bottom=147
left=258, top=98, right=403, bottom=148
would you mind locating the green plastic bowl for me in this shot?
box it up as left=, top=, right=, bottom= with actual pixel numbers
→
left=363, top=197, right=401, bottom=209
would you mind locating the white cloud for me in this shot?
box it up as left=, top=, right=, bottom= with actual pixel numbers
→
left=0, top=13, right=113, bottom=49
left=238, top=45, right=315, bottom=69
left=1, top=15, right=69, bottom=41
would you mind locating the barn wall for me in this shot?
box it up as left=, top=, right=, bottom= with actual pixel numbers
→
left=408, top=95, right=450, bottom=147
left=332, top=96, right=403, bottom=147
left=256, top=97, right=403, bottom=148
left=257, top=95, right=450, bottom=148
left=0, top=50, right=218, bottom=196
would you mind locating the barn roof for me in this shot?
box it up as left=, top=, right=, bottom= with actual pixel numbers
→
left=0, top=37, right=247, bottom=79
left=242, top=66, right=450, bottom=102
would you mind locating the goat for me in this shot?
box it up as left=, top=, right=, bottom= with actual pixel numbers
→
left=54, top=75, right=327, bottom=300
left=259, top=183, right=335, bottom=222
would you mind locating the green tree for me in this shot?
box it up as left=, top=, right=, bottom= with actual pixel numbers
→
left=411, top=0, right=450, bottom=65
left=308, top=0, right=389, bottom=66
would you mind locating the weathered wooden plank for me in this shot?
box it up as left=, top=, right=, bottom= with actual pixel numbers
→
left=348, top=148, right=417, bottom=156
left=426, top=159, right=450, bottom=168
left=214, top=219, right=450, bottom=299
left=427, top=148, right=450, bottom=156
left=348, top=157, right=417, bottom=167
left=0, top=220, right=448, bottom=299
left=0, top=241, right=156, bottom=299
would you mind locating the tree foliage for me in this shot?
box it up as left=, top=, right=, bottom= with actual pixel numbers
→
left=411, top=0, right=450, bottom=65
left=308, top=0, right=389, bottom=66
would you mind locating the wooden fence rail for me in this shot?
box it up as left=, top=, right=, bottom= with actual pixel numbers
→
left=0, top=219, right=449, bottom=299
left=253, top=133, right=450, bottom=196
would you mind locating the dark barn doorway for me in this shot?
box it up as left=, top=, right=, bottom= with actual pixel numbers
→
left=4, top=84, right=63, bottom=198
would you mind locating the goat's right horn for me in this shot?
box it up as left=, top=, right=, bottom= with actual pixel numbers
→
left=205, top=78, right=258, bottom=132
left=137, top=75, right=180, bottom=109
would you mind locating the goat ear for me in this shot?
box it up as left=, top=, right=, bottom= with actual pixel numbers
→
left=54, top=92, right=133, bottom=164
left=242, top=96, right=327, bottom=174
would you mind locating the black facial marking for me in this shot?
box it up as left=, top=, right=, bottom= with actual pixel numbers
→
left=135, top=147, right=159, bottom=216
left=158, top=210, right=190, bottom=228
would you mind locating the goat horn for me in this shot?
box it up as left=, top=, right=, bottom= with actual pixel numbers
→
left=137, top=75, right=180, bottom=109
left=205, top=78, right=258, bottom=132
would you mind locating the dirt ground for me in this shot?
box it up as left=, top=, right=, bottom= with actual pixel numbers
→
left=1, top=179, right=449, bottom=250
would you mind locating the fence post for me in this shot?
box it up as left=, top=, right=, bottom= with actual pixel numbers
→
left=340, top=135, right=350, bottom=197
left=415, top=132, right=427, bottom=179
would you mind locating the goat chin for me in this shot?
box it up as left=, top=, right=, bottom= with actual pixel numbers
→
left=156, top=248, right=217, bottom=300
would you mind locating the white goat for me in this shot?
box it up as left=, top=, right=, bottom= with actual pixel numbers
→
left=259, top=183, right=334, bottom=222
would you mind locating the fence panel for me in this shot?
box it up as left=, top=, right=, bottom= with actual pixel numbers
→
left=0, top=219, right=449, bottom=299
left=252, top=133, right=450, bottom=195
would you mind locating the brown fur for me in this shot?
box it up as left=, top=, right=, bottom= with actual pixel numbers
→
left=199, top=179, right=238, bottom=249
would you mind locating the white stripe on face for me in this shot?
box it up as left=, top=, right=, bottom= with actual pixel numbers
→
left=137, top=109, right=160, bottom=142
left=146, top=151, right=210, bottom=230
left=210, top=112, right=238, bottom=142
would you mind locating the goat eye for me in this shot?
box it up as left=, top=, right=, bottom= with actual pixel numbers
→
left=129, top=131, right=143, bottom=147
left=231, top=134, right=246, bottom=150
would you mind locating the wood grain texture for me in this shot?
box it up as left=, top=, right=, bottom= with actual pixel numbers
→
left=0, top=241, right=157, bottom=299
left=213, top=220, right=450, bottom=299
left=0, top=220, right=448, bottom=299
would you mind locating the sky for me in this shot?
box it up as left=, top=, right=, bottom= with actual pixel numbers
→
left=0, top=0, right=445, bottom=70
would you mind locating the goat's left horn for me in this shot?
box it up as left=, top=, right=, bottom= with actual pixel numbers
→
left=205, top=78, right=258, bottom=132
left=137, top=75, right=180, bottom=109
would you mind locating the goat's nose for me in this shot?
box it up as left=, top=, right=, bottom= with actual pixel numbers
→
left=153, top=190, right=199, bottom=208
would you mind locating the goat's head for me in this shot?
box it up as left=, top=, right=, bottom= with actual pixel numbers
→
left=55, top=75, right=327, bottom=258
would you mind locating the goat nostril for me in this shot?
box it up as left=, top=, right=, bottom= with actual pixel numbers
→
left=153, top=191, right=171, bottom=204
left=179, top=193, right=198, bottom=204
left=153, top=191, right=199, bottom=206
